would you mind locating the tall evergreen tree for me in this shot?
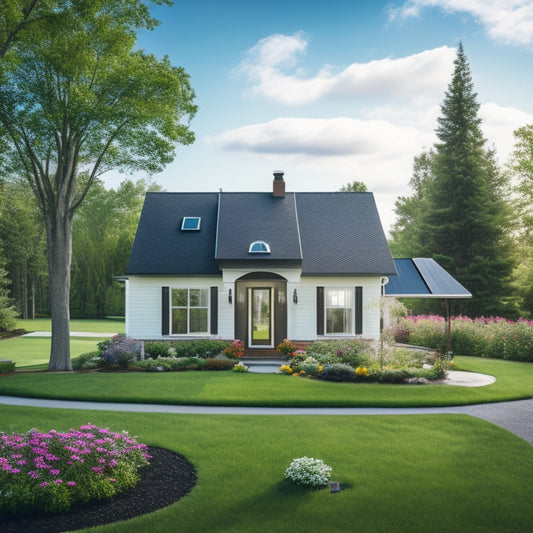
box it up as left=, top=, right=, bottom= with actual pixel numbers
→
left=391, top=43, right=515, bottom=316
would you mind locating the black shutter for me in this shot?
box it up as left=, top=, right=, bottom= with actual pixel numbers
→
left=355, top=286, right=363, bottom=335
left=210, top=286, right=218, bottom=335
left=162, top=286, right=170, bottom=336
left=316, top=286, right=324, bottom=335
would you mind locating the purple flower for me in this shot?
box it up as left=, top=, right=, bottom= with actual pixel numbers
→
left=40, top=482, right=48, bottom=488
left=67, top=481, right=76, bottom=487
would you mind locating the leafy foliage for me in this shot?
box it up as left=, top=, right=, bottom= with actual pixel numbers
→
left=285, top=457, right=332, bottom=488
left=390, top=44, right=515, bottom=317
left=0, top=423, right=150, bottom=515
left=0, top=1, right=196, bottom=371
left=0, top=259, right=16, bottom=332
left=396, top=315, right=533, bottom=362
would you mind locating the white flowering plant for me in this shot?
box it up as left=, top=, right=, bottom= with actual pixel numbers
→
left=285, top=457, right=332, bottom=488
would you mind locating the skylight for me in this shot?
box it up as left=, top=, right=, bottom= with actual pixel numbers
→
left=249, top=241, right=271, bottom=253
left=181, top=217, right=201, bottom=231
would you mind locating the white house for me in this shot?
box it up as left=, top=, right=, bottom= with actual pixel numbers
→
left=125, top=172, right=398, bottom=352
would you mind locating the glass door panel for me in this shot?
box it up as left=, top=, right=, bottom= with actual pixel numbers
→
left=250, top=288, right=272, bottom=346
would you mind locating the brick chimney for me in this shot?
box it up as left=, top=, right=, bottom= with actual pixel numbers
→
left=273, top=170, right=285, bottom=197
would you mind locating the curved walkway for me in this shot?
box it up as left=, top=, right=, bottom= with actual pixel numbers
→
left=1, top=395, right=531, bottom=446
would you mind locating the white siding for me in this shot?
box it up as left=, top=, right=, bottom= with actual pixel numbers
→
left=288, top=276, right=382, bottom=341
left=126, top=274, right=383, bottom=341
left=126, top=276, right=232, bottom=340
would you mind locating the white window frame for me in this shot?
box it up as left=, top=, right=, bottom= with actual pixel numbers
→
left=325, top=287, right=353, bottom=335
left=249, top=240, right=271, bottom=254
left=181, top=217, right=201, bottom=231
left=171, top=288, right=210, bottom=335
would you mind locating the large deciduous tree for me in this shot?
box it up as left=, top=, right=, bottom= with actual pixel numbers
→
left=0, top=0, right=196, bottom=370
left=390, top=43, right=514, bottom=316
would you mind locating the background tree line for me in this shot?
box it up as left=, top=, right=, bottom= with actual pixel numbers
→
left=0, top=178, right=157, bottom=320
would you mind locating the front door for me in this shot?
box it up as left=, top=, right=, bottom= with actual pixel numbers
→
left=234, top=274, right=287, bottom=350
left=249, top=287, right=273, bottom=347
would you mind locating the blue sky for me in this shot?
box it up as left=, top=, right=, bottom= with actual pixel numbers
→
left=111, top=0, right=533, bottom=233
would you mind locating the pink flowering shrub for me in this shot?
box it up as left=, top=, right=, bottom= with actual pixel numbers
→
left=0, top=424, right=150, bottom=515
left=395, top=315, right=533, bottom=361
left=223, top=339, right=244, bottom=359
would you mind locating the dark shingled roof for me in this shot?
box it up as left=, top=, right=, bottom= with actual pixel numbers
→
left=296, top=192, right=396, bottom=275
left=385, top=258, right=472, bottom=298
left=126, top=193, right=220, bottom=275
left=126, top=190, right=397, bottom=276
left=216, top=193, right=302, bottom=260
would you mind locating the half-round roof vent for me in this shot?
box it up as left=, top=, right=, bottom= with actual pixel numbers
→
left=249, top=241, right=271, bottom=254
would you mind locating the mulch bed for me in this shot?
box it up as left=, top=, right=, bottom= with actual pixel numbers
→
left=0, top=446, right=197, bottom=533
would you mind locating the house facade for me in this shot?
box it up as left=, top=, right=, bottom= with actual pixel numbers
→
left=125, top=172, right=397, bottom=349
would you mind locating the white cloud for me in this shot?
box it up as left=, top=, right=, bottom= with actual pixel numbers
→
left=213, top=117, right=423, bottom=157
left=480, top=102, right=533, bottom=161
left=236, top=33, right=455, bottom=105
left=391, top=0, right=533, bottom=46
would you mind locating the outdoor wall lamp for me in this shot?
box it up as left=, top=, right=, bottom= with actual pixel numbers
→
left=228, top=288, right=232, bottom=304
left=293, top=288, right=298, bottom=304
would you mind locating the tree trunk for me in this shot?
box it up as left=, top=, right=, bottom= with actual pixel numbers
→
left=46, top=205, right=73, bottom=371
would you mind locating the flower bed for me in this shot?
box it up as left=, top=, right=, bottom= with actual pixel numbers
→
left=394, top=315, right=533, bottom=362
left=72, top=338, right=237, bottom=372
left=0, top=424, right=150, bottom=515
left=276, top=339, right=448, bottom=383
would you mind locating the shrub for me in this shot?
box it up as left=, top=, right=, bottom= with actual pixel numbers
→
left=317, top=363, right=356, bottom=382
left=72, top=351, right=102, bottom=370
left=396, top=315, right=533, bottom=362
left=206, top=358, right=235, bottom=371
left=276, top=339, right=298, bottom=356
left=130, top=357, right=207, bottom=372
left=0, top=424, right=149, bottom=515
left=223, top=339, right=244, bottom=359
left=285, top=457, right=332, bottom=488
left=171, top=340, right=230, bottom=359
left=308, top=339, right=370, bottom=368
left=232, top=362, right=249, bottom=372
left=279, top=364, right=293, bottom=375
left=144, top=341, right=173, bottom=359
left=0, top=361, right=16, bottom=374
left=100, top=335, right=141, bottom=369
left=301, top=357, right=320, bottom=376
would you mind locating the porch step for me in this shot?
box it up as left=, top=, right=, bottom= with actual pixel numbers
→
left=241, top=357, right=285, bottom=374
left=242, top=349, right=279, bottom=359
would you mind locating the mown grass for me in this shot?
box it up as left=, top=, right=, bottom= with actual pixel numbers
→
left=0, top=357, right=531, bottom=407
left=14, top=317, right=125, bottom=333
left=0, top=337, right=108, bottom=369
left=0, top=405, right=531, bottom=533
left=1, top=317, right=123, bottom=369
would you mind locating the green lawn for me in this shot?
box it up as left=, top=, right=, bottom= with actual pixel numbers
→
left=1, top=337, right=108, bottom=368
left=15, top=317, right=125, bottom=333
left=1, top=357, right=531, bottom=407
left=0, top=405, right=530, bottom=533
left=1, top=317, right=124, bottom=369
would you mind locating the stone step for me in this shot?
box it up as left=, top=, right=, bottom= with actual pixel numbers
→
left=241, top=357, right=285, bottom=373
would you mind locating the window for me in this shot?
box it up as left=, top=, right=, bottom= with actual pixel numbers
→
left=249, top=240, right=271, bottom=253
left=325, top=288, right=353, bottom=334
left=181, top=217, right=201, bottom=231
left=171, top=288, right=209, bottom=334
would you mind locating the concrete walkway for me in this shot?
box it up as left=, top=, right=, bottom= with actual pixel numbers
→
left=22, top=331, right=118, bottom=337
left=0, top=395, right=531, bottom=445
